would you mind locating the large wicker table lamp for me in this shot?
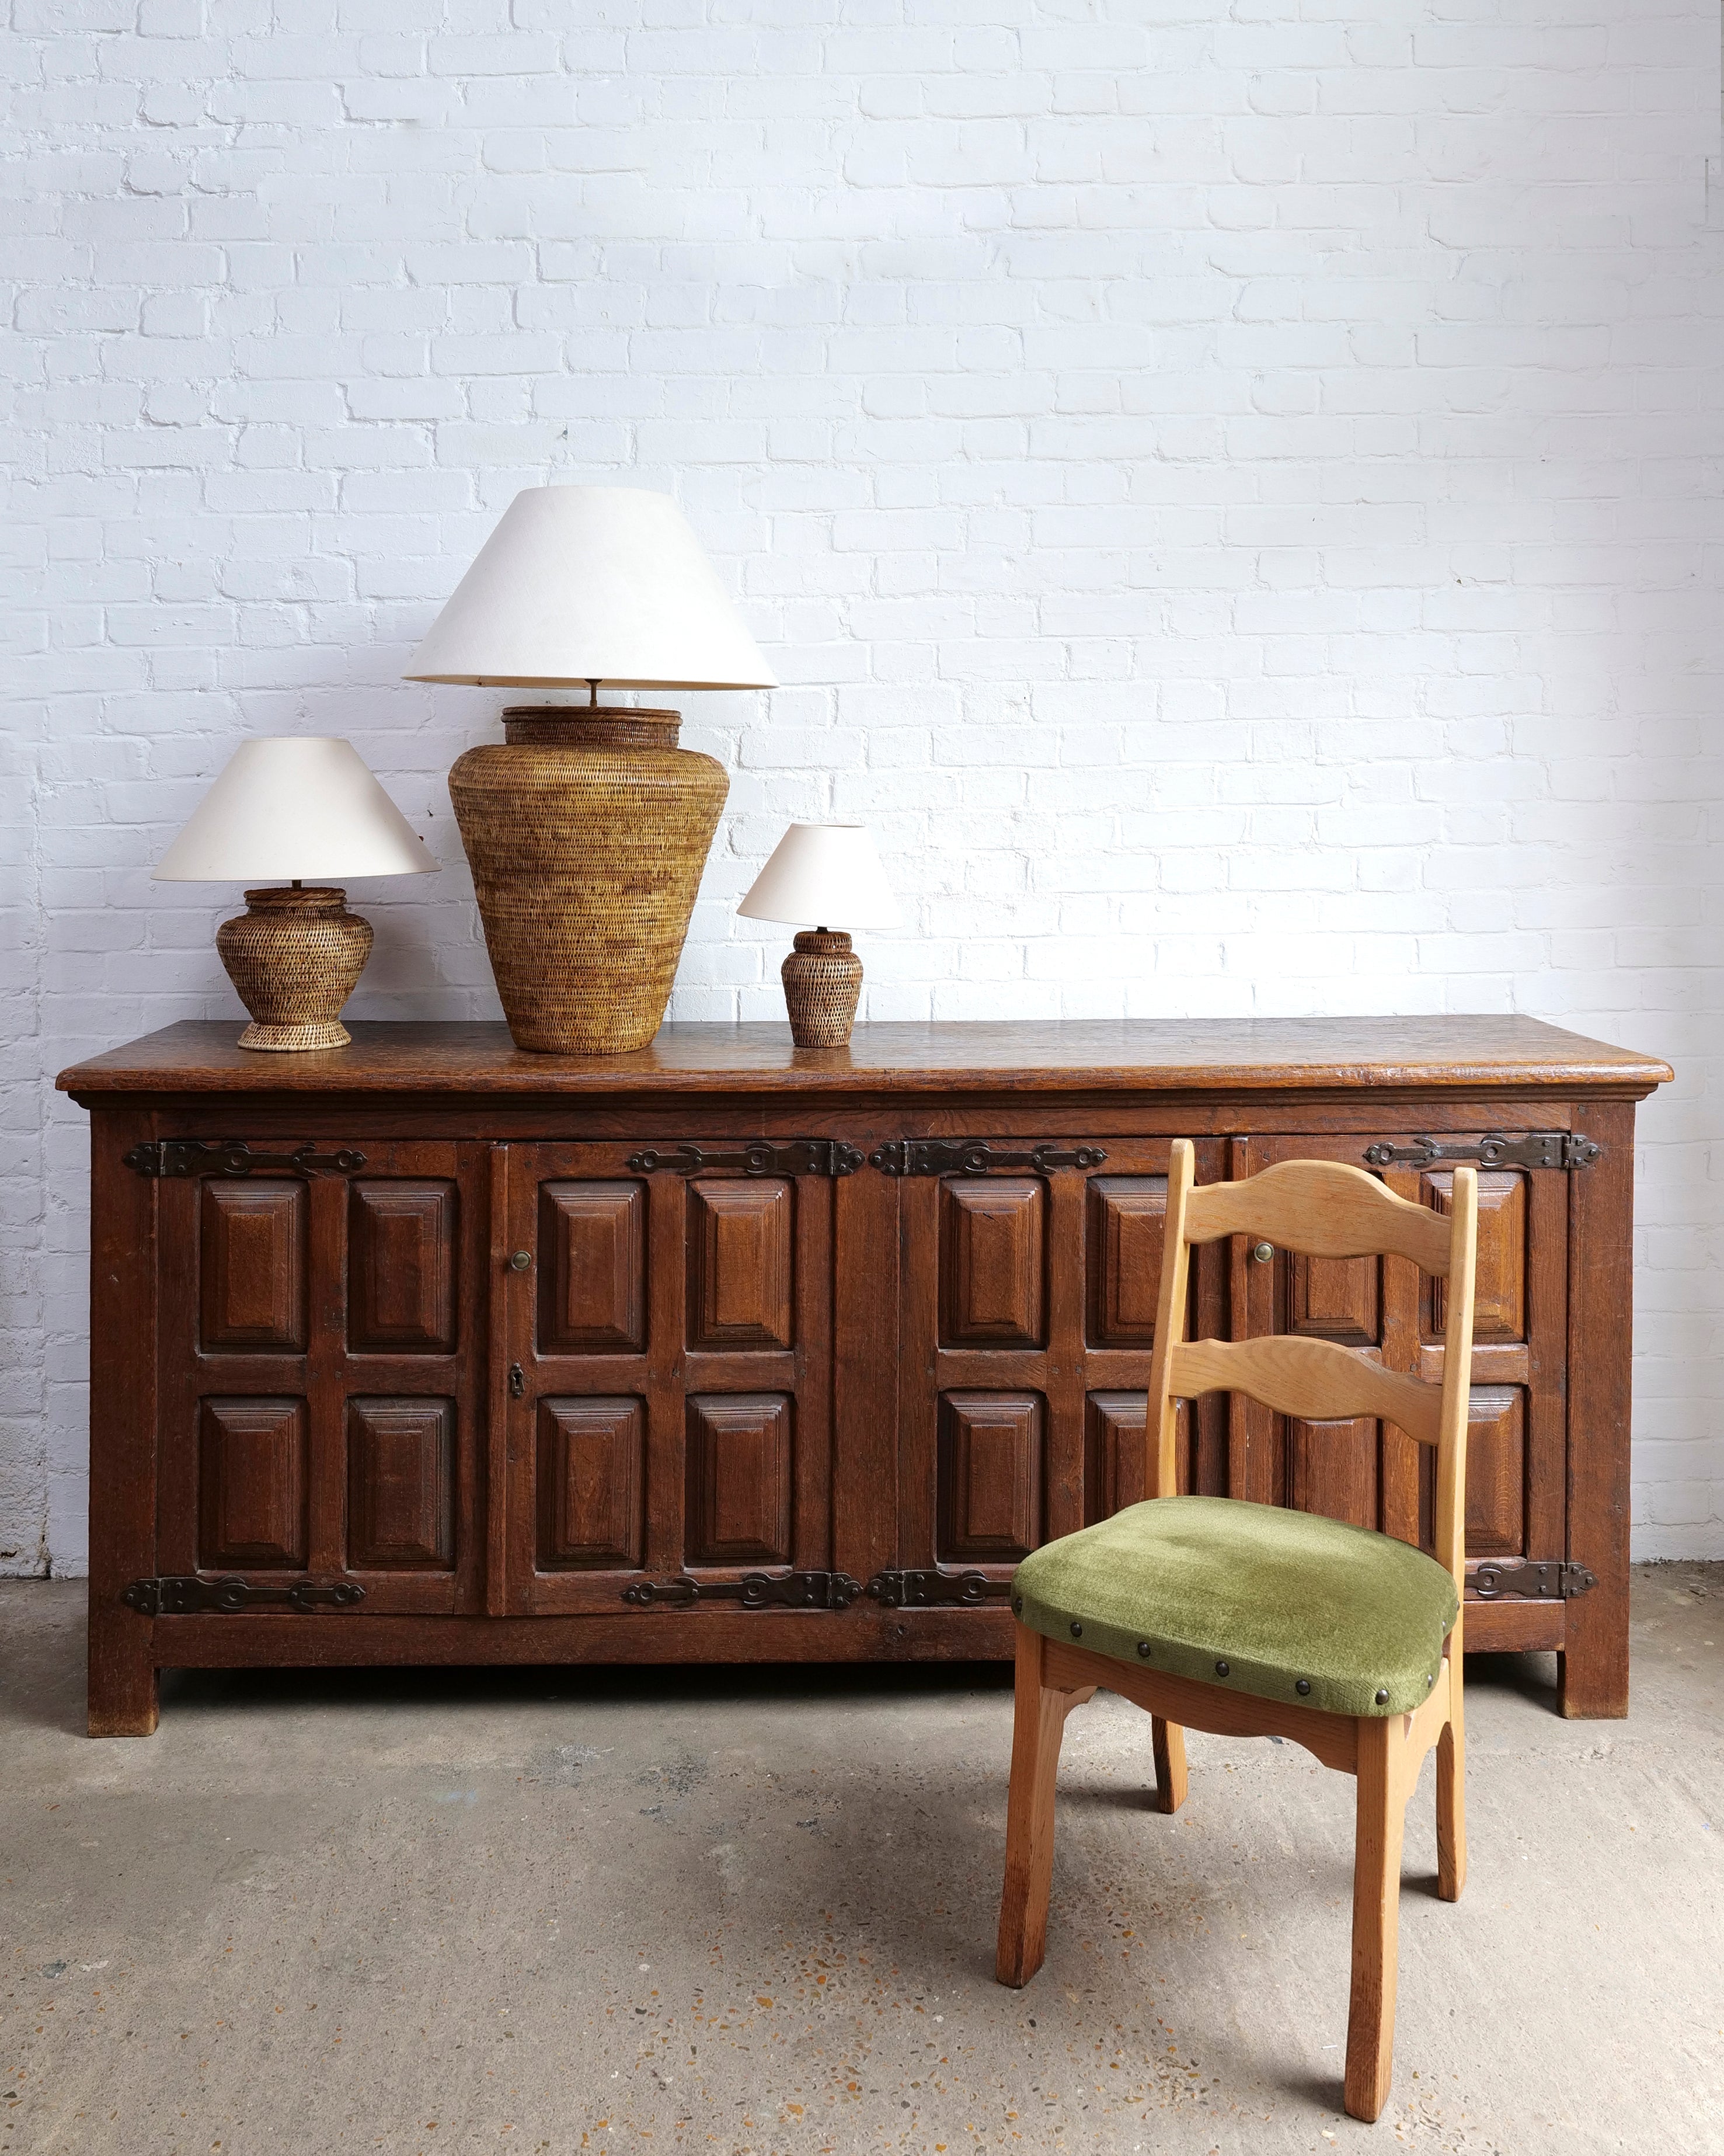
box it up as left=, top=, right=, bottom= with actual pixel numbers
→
left=405, top=485, right=777, bottom=1055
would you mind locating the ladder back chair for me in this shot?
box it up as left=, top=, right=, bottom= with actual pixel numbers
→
left=995, top=1140, right=1479, bottom=2124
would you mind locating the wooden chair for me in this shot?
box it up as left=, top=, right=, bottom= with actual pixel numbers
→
left=995, top=1140, right=1478, bottom=2124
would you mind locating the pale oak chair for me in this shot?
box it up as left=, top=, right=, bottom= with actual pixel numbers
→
left=995, top=1140, right=1478, bottom=2124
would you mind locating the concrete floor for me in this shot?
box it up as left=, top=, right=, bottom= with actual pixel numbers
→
left=2, top=1572, right=1720, bottom=2156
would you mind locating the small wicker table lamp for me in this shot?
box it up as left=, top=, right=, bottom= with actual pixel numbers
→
left=737, top=823, right=900, bottom=1048
left=154, top=738, right=438, bottom=1052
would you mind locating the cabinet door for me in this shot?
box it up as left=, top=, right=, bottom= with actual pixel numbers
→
left=500, top=1143, right=835, bottom=1612
left=894, top=1136, right=1226, bottom=1594
left=1230, top=1135, right=1568, bottom=1583
left=155, top=1141, right=489, bottom=1613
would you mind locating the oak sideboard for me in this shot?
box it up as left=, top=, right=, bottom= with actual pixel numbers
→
left=60, top=1016, right=1671, bottom=1736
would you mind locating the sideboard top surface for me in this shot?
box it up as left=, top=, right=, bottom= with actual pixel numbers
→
left=58, top=1016, right=1673, bottom=1101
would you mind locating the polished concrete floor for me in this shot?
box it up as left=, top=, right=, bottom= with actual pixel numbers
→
left=2, top=1568, right=1719, bottom=2155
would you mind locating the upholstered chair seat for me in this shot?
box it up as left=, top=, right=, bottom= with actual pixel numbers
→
left=1011, top=1494, right=1460, bottom=1720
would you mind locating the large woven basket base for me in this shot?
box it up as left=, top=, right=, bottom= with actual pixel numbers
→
left=450, top=708, right=729, bottom=1056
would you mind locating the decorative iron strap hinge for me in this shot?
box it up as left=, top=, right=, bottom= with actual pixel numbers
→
left=1361, top=1131, right=1599, bottom=1173
left=622, top=1570, right=865, bottom=1610
left=866, top=1140, right=1107, bottom=1178
left=626, top=1139, right=865, bottom=1178
left=123, top=1139, right=367, bottom=1180
left=1467, top=1559, right=1598, bottom=1602
left=121, top=1575, right=367, bottom=1615
left=864, top=1569, right=1017, bottom=1609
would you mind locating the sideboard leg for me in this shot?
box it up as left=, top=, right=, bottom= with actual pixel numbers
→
left=86, top=1108, right=162, bottom=1737
left=1560, top=1099, right=1634, bottom=1720
left=88, top=1620, right=158, bottom=1738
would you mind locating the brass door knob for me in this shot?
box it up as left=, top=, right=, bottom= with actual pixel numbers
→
left=509, top=1250, right=532, bottom=1271
left=1252, top=1241, right=1274, bottom=1264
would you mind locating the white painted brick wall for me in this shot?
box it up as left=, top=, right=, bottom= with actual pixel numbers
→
left=2, top=0, right=1719, bottom=1574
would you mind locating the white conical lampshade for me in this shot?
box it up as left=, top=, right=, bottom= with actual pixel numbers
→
left=737, top=823, right=901, bottom=931
left=153, top=738, right=440, bottom=883
left=402, top=485, right=778, bottom=691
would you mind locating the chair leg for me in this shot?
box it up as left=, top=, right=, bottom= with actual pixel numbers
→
left=1345, top=1714, right=1409, bottom=2124
left=995, top=1626, right=1086, bottom=1988
left=1151, top=1717, right=1186, bottom=1814
left=1436, top=1661, right=1466, bottom=1904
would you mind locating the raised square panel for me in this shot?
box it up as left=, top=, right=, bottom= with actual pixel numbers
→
left=538, top=1181, right=646, bottom=1354
left=198, top=1397, right=308, bottom=1570
left=1086, top=1177, right=1167, bottom=1347
left=687, top=1179, right=793, bottom=1351
left=1085, top=1391, right=1148, bottom=1523
left=938, top=1392, right=1043, bottom=1562
left=1288, top=1254, right=1380, bottom=1350
left=1464, top=1385, right=1526, bottom=1557
left=1427, top=1170, right=1526, bottom=1345
left=346, top=1397, right=455, bottom=1570
left=537, top=1397, right=645, bottom=1571
left=199, top=1181, right=307, bottom=1353
left=685, top=1394, right=791, bottom=1565
left=940, top=1178, right=1044, bottom=1348
left=1284, top=1414, right=1379, bottom=1535
left=1287, top=1417, right=1378, bottom=1534
left=348, top=1181, right=458, bottom=1354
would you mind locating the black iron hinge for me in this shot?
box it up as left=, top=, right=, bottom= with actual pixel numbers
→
left=626, top=1139, right=865, bottom=1178
left=866, top=1140, right=1107, bottom=1178
left=1362, top=1132, right=1599, bottom=1173
left=121, top=1575, right=367, bottom=1615
left=1467, top=1559, right=1598, bottom=1602
left=621, top=1570, right=864, bottom=1609
left=123, top=1139, right=367, bottom=1180
left=863, top=1569, right=1016, bottom=1609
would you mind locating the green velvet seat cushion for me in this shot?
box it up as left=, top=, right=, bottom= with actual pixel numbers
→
left=1012, top=1495, right=1459, bottom=1717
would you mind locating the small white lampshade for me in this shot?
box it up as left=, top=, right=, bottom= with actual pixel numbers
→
left=737, top=823, right=901, bottom=931
left=153, top=738, right=439, bottom=884
left=402, top=485, right=778, bottom=691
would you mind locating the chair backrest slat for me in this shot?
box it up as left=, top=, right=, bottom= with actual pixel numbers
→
left=1144, top=1140, right=1479, bottom=1596
left=1185, top=1159, right=1451, bottom=1277
left=1169, top=1337, right=1443, bottom=1449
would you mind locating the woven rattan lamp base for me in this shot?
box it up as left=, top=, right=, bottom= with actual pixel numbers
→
left=215, top=886, right=374, bottom=1053
left=449, top=705, right=729, bottom=1056
left=781, top=929, right=864, bottom=1047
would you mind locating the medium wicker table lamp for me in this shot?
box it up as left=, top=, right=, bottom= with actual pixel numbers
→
left=403, top=485, right=777, bottom=1056
left=737, top=823, right=900, bottom=1048
left=154, top=737, right=438, bottom=1052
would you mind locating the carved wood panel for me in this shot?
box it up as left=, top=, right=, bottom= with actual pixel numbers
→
left=1427, top=1170, right=1526, bottom=1344
left=346, top=1397, right=455, bottom=1570
left=198, top=1397, right=308, bottom=1569
left=1086, top=1176, right=1166, bottom=1347
left=898, top=1137, right=1215, bottom=1585
left=156, top=1140, right=485, bottom=1615
left=1238, top=1136, right=1563, bottom=1580
left=198, top=1181, right=307, bottom=1353
left=537, top=1181, right=646, bottom=1353
left=536, top=1396, right=645, bottom=1570
left=1286, top=1416, right=1380, bottom=1533
left=687, top=1177, right=794, bottom=1351
left=940, top=1177, right=1044, bottom=1347
left=685, top=1393, right=792, bottom=1565
left=1287, top=1252, right=1380, bottom=1349
left=1084, top=1390, right=1147, bottom=1522
left=1464, top=1386, right=1526, bottom=1557
left=937, top=1392, right=1043, bottom=1562
left=347, top=1180, right=458, bottom=1354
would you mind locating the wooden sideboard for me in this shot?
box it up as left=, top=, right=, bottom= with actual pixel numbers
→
left=59, top=1017, right=1671, bottom=1736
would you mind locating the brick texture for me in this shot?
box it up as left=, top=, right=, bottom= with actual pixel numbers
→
left=2, top=0, right=1719, bottom=1572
